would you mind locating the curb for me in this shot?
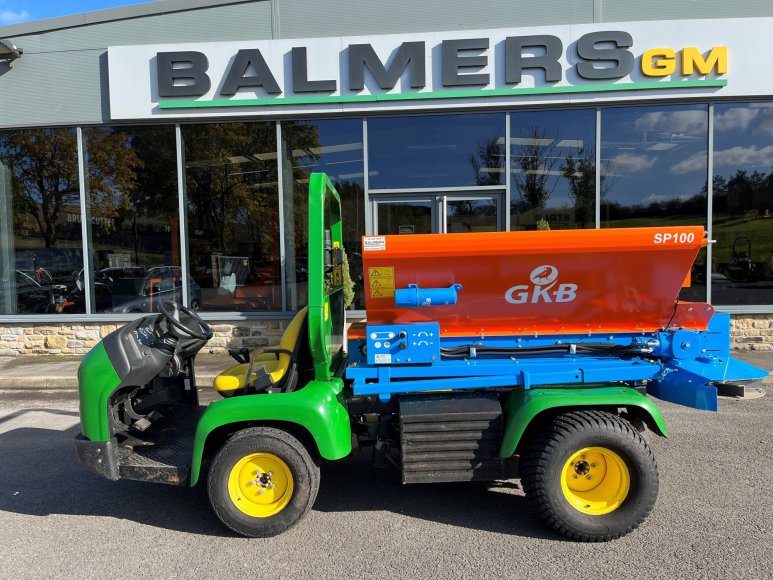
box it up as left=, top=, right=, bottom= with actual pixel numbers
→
left=0, top=374, right=220, bottom=390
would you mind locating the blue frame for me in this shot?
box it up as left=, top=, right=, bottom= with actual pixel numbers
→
left=347, top=313, right=768, bottom=410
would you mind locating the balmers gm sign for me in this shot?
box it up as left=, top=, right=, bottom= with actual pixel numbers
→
left=109, top=18, right=764, bottom=120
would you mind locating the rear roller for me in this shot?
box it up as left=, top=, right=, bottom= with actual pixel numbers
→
left=520, top=410, right=659, bottom=541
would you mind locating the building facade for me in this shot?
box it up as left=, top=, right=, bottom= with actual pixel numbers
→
left=1, top=0, right=772, bottom=356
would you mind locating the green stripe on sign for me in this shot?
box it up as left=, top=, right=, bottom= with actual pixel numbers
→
left=158, top=79, right=728, bottom=109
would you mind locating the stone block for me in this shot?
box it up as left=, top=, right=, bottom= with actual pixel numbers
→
left=75, top=330, right=100, bottom=341
left=67, top=340, right=84, bottom=348
left=242, top=337, right=269, bottom=348
left=46, top=335, right=68, bottom=349
left=232, top=327, right=251, bottom=337
left=0, top=349, right=19, bottom=357
left=100, top=325, right=117, bottom=337
left=211, top=325, right=232, bottom=333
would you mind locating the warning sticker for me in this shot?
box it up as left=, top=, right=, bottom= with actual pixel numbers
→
left=363, top=236, right=386, bottom=251
left=369, top=267, right=395, bottom=298
left=374, top=353, right=392, bottom=364
left=333, top=266, right=342, bottom=286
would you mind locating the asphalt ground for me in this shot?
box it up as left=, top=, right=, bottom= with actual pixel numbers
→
left=0, top=382, right=772, bottom=579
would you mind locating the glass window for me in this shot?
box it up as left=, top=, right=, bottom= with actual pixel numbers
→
left=182, top=122, right=281, bottom=312
left=281, top=119, right=365, bottom=310
left=368, top=113, right=505, bottom=189
left=711, top=102, right=773, bottom=306
left=510, top=109, right=596, bottom=230
left=0, top=128, right=83, bottom=315
left=79, top=126, right=180, bottom=314
left=601, top=104, right=709, bottom=301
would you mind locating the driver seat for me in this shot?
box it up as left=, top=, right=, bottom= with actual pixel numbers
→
left=213, top=307, right=308, bottom=397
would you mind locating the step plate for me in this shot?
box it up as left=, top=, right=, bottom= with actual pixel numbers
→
left=400, top=393, right=504, bottom=484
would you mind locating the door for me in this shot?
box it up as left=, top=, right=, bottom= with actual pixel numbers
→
left=373, top=194, right=502, bottom=235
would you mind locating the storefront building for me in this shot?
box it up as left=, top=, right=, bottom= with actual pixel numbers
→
left=1, top=0, right=772, bottom=355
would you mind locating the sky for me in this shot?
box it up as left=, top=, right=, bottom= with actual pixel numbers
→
left=0, top=0, right=152, bottom=25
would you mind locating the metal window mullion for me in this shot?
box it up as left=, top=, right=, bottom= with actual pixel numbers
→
left=276, top=120, right=287, bottom=313
left=504, top=112, right=511, bottom=231
left=175, top=124, right=190, bottom=308
left=595, top=107, right=602, bottom=229
left=706, top=103, right=714, bottom=304
left=76, top=127, right=92, bottom=315
left=368, top=185, right=502, bottom=194
left=363, top=117, right=372, bottom=235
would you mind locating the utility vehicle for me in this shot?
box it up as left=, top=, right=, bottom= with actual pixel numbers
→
left=75, top=173, right=767, bottom=541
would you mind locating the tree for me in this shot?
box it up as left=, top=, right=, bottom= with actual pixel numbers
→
left=470, top=137, right=503, bottom=186
left=1, top=128, right=80, bottom=248
left=511, top=126, right=559, bottom=209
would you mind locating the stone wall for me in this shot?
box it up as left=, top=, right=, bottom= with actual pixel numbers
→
left=730, top=315, right=773, bottom=350
left=0, top=320, right=288, bottom=357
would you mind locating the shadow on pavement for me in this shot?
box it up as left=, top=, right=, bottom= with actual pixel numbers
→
left=315, top=455, right=558, bottom=540
left=0, top=423, right=229, bottom=537
left=0, top=420, right=559, bottom=540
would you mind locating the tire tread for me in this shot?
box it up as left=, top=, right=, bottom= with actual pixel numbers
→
left=521, top=410, right=658, bottom=542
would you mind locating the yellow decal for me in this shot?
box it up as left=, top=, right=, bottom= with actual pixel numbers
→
left=369, top=266, right=395, bottom=298
left=333, top=266, right=342, bottom=286
left=681, top=46, right=727, bottom=75
left=642, top=48, right=676, bottom=77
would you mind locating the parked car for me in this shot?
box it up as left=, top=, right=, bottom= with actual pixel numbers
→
left=107, top=266, right=201, bottom=313
left=14, top=270, right=65, bottom=313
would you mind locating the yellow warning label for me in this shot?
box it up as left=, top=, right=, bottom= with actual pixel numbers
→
left=370, top=288, right=394, bottom=298
left=333, top=266, right=342, bottom=286
left=369, top=277, right=394, bottom=289
left=369, top=267, right=395, bottom=298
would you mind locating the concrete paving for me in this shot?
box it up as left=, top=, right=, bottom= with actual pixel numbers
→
left=0, top=353, right=235, bottom=389
left=1, top=385, right=772, bottom=579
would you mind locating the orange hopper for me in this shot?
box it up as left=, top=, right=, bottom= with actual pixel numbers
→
left=362, top=226, right=710, bottom=336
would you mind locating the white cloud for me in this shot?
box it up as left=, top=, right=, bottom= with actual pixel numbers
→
left=641, top=193, right=693, bottom=204
left=714, top=107, right=760, bottom=132
left=713, top=145, right=773, bottom=168
left=0, top=9, right=30, bottom=24
left=609, top=152, right=656, bottom=174
left=633, top=110, right=707, bottom=135
left=670, top=150, right=707, bottom=174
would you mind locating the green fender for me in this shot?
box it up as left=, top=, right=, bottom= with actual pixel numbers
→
left=190, top=378, right=351, bottom=485
left=78, top=342, right=122, bottom=442
left=499, top=386, right=668, bottom=459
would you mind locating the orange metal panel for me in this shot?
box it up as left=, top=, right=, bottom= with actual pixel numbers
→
left=361, top=226, right=710, bottom=336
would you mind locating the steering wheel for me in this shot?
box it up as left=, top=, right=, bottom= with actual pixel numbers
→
left=158, top=300, right=213, bottom=341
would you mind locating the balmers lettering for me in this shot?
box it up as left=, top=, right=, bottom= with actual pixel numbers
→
left=156, top=32, right=727, bottom=98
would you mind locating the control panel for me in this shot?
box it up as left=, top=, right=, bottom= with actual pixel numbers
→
left=366, top=322, right=440, bottom=365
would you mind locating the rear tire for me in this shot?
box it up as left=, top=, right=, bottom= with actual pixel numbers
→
left=207, top=427, right=320, bottom=537
left=520, top=410, right=658, bottom=542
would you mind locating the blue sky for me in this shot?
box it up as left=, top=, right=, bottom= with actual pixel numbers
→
left=0, top=0, right=151, bottom=25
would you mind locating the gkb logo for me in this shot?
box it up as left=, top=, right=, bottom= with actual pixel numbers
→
left=505, top=265, right=578, bottom=304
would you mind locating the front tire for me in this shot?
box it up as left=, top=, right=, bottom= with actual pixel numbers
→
left=520, top=410, right=659, bottom=542
left=207, top=427, right=320, bottom=537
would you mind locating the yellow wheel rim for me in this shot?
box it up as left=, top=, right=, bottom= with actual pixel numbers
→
left=560, top=446, right=630, bottom=515
left=227, top=452, right=294, bottom=518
